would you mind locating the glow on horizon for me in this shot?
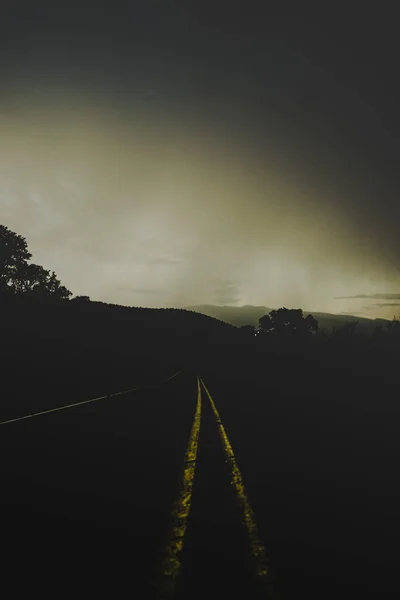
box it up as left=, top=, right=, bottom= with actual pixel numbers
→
left=1, top=99, right=400, bottom=320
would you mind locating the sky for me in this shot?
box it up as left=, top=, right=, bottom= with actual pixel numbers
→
left=1, top=2, right=400, bottom=319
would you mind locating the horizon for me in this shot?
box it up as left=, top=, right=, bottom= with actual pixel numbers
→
left=73, top=298, right=392, bottom=323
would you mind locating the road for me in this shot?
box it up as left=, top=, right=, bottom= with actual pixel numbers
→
left=173, top=377, right=273, bottom=599
left=0, top=371, right=198, bottom=598
left=0, top=370, right=275, bottom=599
left=1, top=370, right=398, bottom=598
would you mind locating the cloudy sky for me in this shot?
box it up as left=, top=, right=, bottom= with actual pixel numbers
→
left=1, top=2, right=400, bottom=318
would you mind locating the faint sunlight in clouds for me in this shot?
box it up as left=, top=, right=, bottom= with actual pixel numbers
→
left=1, top=94, right=400, bottom=317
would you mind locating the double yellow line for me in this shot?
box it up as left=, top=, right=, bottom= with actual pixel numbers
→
left=2, top=369, right=274, bottom=596
left=156, top=376, right=275, bottom=598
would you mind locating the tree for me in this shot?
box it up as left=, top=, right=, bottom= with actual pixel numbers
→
left=258, top=307, right=318, bottom=337
left=304, top=313, right=319, bottom=334
left=332, top=320, right=359, bottom=340
left=258, top=313, right=273, bottom=333
left=0, top=225, right=32, bottom=299
left=386, top=315, right=400, bottom=336
left=0, top=224, right=72, bottom=302
left=14, top=263, right=72, bottom=301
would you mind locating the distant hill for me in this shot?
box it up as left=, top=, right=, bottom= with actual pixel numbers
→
left=184, top=304, right=388, bottom=332
left=184, top=305, right=273, bottom=328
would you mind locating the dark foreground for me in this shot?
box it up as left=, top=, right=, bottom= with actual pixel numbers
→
left=0, top=371, right=196, bottom=598
left=1, top=365, right=399, bottom=598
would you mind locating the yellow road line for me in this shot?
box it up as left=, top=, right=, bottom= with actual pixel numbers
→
left=0, top=371, right=182, bottom=427
left=199, top=377, right=275, bottom=597
left=155, top=377, right=202, bottom=599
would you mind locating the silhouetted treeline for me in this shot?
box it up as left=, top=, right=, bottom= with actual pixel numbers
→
left=1, top=222, right=399, bottom=422
left=2, top=227, right=399, bottom=600
left=0, top=224, right=72, bottom=303
left=2, top=295, right=398, bottom=401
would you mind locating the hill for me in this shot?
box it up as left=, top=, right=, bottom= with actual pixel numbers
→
left=0, top=300, right=238, bottom=420
left=184, top=304, right=388, bottom=332
left=1, top=297, right=399, bottom=598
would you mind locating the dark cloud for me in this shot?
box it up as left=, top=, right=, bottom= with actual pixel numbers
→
left=368, top=303, right=400, bottom=308
left=336, top=294, right=400, bottom=300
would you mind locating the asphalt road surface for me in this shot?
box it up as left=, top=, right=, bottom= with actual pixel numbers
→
left=0, top=371, right=198, bottom=598
left=1, top=370, right=398, bottom=598
left=0, top=371, right=270, bottom=599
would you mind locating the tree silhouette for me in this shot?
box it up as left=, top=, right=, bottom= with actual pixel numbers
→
left=332, top=320, right=359, bottom=340
left=14, top=263, right=72, bottom=301
left=258, top=307, right=318, bottom=337
left=258, top=313, right=273, bottom=333
left=386, top=315, right=400, bottom=336
left=0, top=224, right=72, bottom=302
left=0, top=225, right=32, bottom=299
